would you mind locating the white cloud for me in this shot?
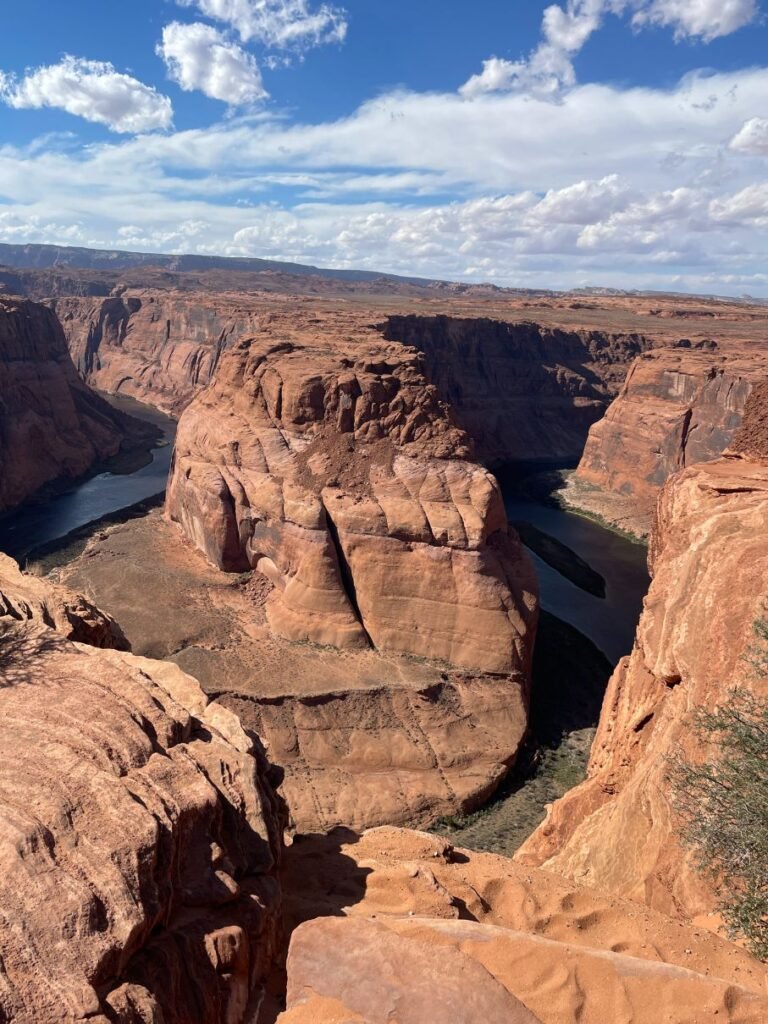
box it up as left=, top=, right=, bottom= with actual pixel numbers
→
left=632, top=0, right=758, bottom=42
left=461, top=0, right=759, bottom=98
left=730, top=117, right=768, bottom=154
left=158, top=22, right=268, bottom=105
left=0, top=56, right=172, bottom=134
left=0, top=65, right=767, bottom=294
left=176, top=0, right=347, bottom=49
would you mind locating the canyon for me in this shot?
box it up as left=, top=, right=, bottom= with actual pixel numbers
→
left=0, top=296, right=154, bottom=514
left=1, top=262, right=767, bottom=1023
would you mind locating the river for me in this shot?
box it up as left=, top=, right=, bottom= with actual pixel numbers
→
left=0, top=395, right=176, bottom=562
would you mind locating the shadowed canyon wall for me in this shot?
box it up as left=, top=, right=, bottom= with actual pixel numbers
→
left=382, top=314, right=656, bottom=464
left=0, top=297, right=131, bottom=513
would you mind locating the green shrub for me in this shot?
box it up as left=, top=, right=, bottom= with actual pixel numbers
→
left=670, top=642, right=768, bottom=959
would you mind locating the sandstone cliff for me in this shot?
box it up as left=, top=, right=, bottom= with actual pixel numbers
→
left=52, top=292, right=262, bottom=414
left=382, top=314, right=655, bottom=464
left=567, top=345, right=765, bottom=536
left=518, top=430, right=768, bottom=923
left=0, top=297, right=131, bottom=512
left=0, top=558, right=285, bottom=1023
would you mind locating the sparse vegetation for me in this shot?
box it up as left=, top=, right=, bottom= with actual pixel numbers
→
left=670, top=622, right=768, bottom=960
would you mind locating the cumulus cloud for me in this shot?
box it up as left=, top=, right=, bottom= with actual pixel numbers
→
left=632, top=0, right=758, bottom=42
left=175, top=0, right=347, bottom=49
left=461, top=0, right=758, bottom=98
left=730, top=117, right=768, bottom=154
left=0, top=56, right=172, bottom=134
left=158, top=22, right=268, bottom=105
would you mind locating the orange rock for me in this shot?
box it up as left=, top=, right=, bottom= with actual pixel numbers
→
left=0, top=297, right=127, bottom=512
left=0, top=560, right=285, bottom=1023
left=166, top=337, right=538, bottom=676
left=519, top=452, right=768, bottom=924
left=277, top=827, right=768, bottom=1024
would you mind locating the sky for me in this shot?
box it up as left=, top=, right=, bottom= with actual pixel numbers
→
left=1, top=1, right=768, bottom=295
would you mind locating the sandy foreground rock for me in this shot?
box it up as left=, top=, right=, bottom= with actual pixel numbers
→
left=0, top=558, right=285, bottom=1023
left=519, top=446, right=768, bottom=923
left=276, top=827, right=768, bottom=1024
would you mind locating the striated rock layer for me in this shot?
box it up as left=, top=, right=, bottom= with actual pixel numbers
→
left=53, top=292, right=262, bottom=415
left=0, top=297, right=130, bottom=512
left=382, top=314, right=655, bottom=464
left=277, top=827, right=768, bottom=1024
left=166, top=336, right=537, bottom=676
left=0, top=559, right=285, bottom=1024
left=518, top=439, right=768, bottom=923
left=567, top=345, right=767, bottom=536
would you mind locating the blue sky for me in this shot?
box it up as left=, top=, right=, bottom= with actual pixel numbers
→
left=1, top=1, right=768, bottom=294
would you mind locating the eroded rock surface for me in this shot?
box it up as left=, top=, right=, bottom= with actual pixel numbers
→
left=53, top=292, right=262, bottom=414
left=567, top=346, right=767, bottom=536
left=382, top=314, right=655, bottom=463
left=0, top=560, right=284, bottom=1024
left=166, top=337, right=537, bottom=676
left=277, top=827, right=768, bottom=1024
left=519, top=445, right=768, bottom=924
left=0, top=297, right=130, bottom=512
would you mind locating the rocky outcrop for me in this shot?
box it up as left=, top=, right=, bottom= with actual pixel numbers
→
left=0, top=558, right=284, bottom=1024
left=518, top=444, right=768, bottom=923
left=567, top=346, right=766, bottom=536
left=277, top=827, right=768, bottom=1024
left=0, top=297, right=131, bottom=513
left=0, top=552, right=128, bottom=648
left=382, top=315, right=655, bottom=464
left=52, top=293, right=262, bottom=414
left=166, top=337, right=537, bottom=676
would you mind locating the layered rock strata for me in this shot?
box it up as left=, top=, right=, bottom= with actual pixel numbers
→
left=166, top=337, right=537, bottom=676
left=53, top=293, right=262, bottom=414
left=567, top=346, right=766, bottom=536
left=0, top=559, right=284, bottom=1023
left=518, top=436, right=768, bottom=923
left=383, top=314, right=656, bottom=463
left=277, top=827, right=768, bottom=1024
left=0, top=297, right=129, bottom=512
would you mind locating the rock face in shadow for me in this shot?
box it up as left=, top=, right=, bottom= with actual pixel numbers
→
left=567, top=346, right=765, bottom=536
left=0, top=297, right=128, bottom=512
left=166, top=337, right=537, bottom=677
left=382, top=315, right=655, bottom=464
left=518, top=437, right=768, bottom=922
left=52, top=292, right=262, bottom=415
left=276, top=827, right=768, bottom=1024
left=0, top=559, right=285, bottom=1024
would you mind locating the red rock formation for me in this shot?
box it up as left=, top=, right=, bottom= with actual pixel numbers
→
left=277, top=827, right=768, bottom=1024
left=53, top=292, right=262, bottom=414
left=382, top=314, right=655, bottom=463
left=0, top=297, right=129, bottom=512
left=518, top=443, right=768, bottom=924
left=0, top=559, right=284, bottom=1024
left=166, top=337, right=537, bottom=676
left=567, top=345, right=766, bottom=536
